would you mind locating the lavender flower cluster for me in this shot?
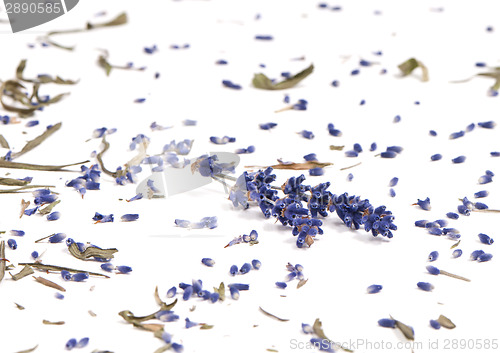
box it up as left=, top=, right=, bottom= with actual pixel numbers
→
left=228, top=166, right=397, bottom=247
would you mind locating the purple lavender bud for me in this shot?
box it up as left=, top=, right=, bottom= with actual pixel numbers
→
left=431, top=153, right=442, bottom=161
left=428, top=251, right=439, bottom=261
left=101, top=263, right=114, bottom=272
left=10, top=230, right=25, bottom=236
left=275, top=281, right=287, bottom=289
left=46, top=211, right=60, bottom=221
left=415, top=220, right=428, bottom=228
left=116, top=266, right=132, bottom=274
left=378, top=318, right=396, bottom=328
left=210, top=292, right=219, bottom=303
left=259, top=122, right=277, bottom=130
left=161, top=332, right=172, bottom=344
left=428, top=228, right=442, bottom=236
left=351, top=69, right=360, bottom=75
left=240, top=262, right=252, bottom=274
left=457, top=205, right=470, bottom=216
left=417, top=282, right=434, bottom=291
left=61, top=270, right=71, bottom=281
left=201, top=258, right=215, bottom=267
left=370, top=142, right=377, bottom=151
left=430, top=320, right=441, bottom=329
left=309, top=167, right=324, bottom=176
left=478, top=175, right=493, bottom=184
left=49, top=233, right=66, bottom=243
left=474, top=202, right=489, bottom=210
left=470, top=250, right=485, bottom=260
left=452, top=249, right=463, bottom=258
left=478, top=233, right=494, bottom=245
left=77, top=338, right=89, bottom=348
left=182, top=286, right=193, bottom=300
left=426, top=265, right=440, bottom=275
left=345, top=150, right=359, bottom=157
left=302, top=323, right=313, bottom=334
left=55, top=292, right=64, bottom=300
left=228, top=283, right=249, bottom=291
left=452, top=155, right=466, bottom=163
left=449, top=131, right=465, bottom=139
left=71, top=273, right=89, bottom=282
left=393, top=115, right=401, bottom=123
left=417, top=197, right=431, bottom=210
left=353, top=143, right=363, bottom=153
left=167, top=286, right=177, bottom=298
left=300, top=130, right=314, bottom=139
left=303, top=153, right=317, bottom=161
left=478, top=253, right=493, bottom=262
left=466, top=123, right=475, bottom=132
left=66, top=338, right=77, bottom=350
left=7, top=239, right=17, bottom=250
left=251, top=259, right=261, bottom=270
left=229, top=286, right=240, bottom=300
left=172, top=343, right=184, bottom=353
left=478, top=121, right=496, bottom=129
left=121, top=214, right=139, bottom=222
left=491, top=151, right=500, bottom=157
left=389, top=177, right=399, bottom=187
left=229, top=265, right=238, bottom=276
left=446, top=212, right=459, bottom=219
left=31, top=251, right=39, bottom=259
left=185, top=318, right=198, bottom=329
left=367, top=284, right=383, bottom=294
left=380, top=151, right=397, bottom=158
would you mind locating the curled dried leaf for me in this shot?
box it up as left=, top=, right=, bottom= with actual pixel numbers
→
left=42, top=320, right=65, bottom=325
left=33, top=276, right=66, bottom=292
left=253, top=64, right=314, bottom=90
left=10, top=264, right=34, bottom=281
left=398, top=58, right=429, bottom=82
left=19, top=262, right=109, bottom=278
left=259, top=307, right=289, bottom=321
left=68, top=242, right=118, bottom=261
left=9, top=123, right=62, bottom=160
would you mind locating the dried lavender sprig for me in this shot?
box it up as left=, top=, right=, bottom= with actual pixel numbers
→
left=426, top=265, right=470, bottom=282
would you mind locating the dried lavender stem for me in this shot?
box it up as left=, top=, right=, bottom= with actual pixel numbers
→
left=440, top=270, right=470, bottom=282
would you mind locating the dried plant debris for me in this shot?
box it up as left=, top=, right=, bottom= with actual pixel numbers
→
left=437, top=315, right=456, bottom=329
left=43, top=12, right=128, bottom=50
left=259, top=307, right=289, bottom=322
left=253, top=64, right=314, bottom=90
left=98, top=51, right=145, bottom=76
left=10, top=264, right=35, bottom=281
left=16, top=59, right=78, bottom=85
left=19, top=262, right=110, bottom=278
left=398, top=58, right=429, bottom=82
left=0, top=241, right=6, bottom=283
left=14, top=345, right=39, bottom=353
left=33, top=276, right=66, bottom=292
left=42, top=319, right=65, bottom=325
left=246, top=160, right=332, bottom=170
left=390, top=315, right=415, bottom=341
left=67, top=242, right=118, bottom=261
left=6, top=122, right=62, bottom=161
left=0, top=159, right=89, bottom=172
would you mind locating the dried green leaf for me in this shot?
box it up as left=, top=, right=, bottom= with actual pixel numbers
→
left=259, top=306, right=289, bottom=322
left=437, top=315, right=456, bottom=329
left=390, top=316, right=415, bottom=341
left=450, top=240, right=461, bottom=249
left=0, top=159, right=89, bottom=172
left=9, top=122, right=62, bottom=160
left=0, top=241, right=6, bottom=283
left=45, top=13, right=128, bottom=51
left=68, top=242, right=118, bottom=261
left=15, top=302, right=25, bottom=310
left=16, top=59, right=78, bottom=85
left=0, top=80, right=38, bottom=114
left=0, top=134, right=9, bottom=149
left=253, top=64, right=314, bottom=90
left=42, top=319, right=65, bottom=325
left=15, top=345, right=38, bottom=353
left=200, top=324, right=214, bottom=330
left=0, top=177, right=31, bottom=186
left=98, top=55, right=113, bottom=76
left=10, top=264, right=34, bottom=281
left=119, top=299, right=177, bottom=325
left=153, top=345, right=172, bottom=353
left=398, top=58, right=429, bottom=82
left=329, top=145, right=345, bottom=151
left=297, top=278, right=308, bottom=289
left=19, top=262, right=110, bottom=278
left=33, top=276, right=66, bottom=292
left=38, top=200, right=61, bottom=215
left=218, top=282, right=225, bottom=301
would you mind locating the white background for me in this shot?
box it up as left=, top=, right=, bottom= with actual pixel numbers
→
left=0, top=1, right=499, bottom=352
